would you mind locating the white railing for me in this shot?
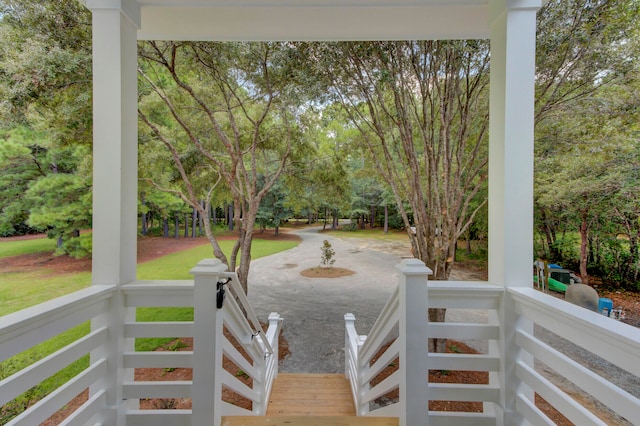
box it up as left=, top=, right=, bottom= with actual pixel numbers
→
left=345, top=259, right=504, bottom=426
left=0, top=285, right=115, bottom=425
left=510, top=287, right=640, bottom=425
left=0, top=258, right=281, bottom=426
left=346, top=260, right=640, bottom=426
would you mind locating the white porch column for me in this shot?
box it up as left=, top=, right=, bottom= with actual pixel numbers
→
left=86, top=1, right=140, bottom=424
left=488, top=0, right=541, bottom=424
left=87, top=0, right=140, bottom=284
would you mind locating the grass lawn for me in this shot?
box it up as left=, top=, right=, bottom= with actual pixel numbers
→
left=0, top=236, right=55, bottom=258
left=0, top=271, right=91, bottom=317
left=137, top=239, right=298, bottom=280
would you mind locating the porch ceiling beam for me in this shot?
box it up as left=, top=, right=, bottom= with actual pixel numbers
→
left=136, top=4, right=489, bottom=41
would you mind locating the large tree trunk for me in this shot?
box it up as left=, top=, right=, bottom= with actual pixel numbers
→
left=163, top=219, right=169, bottom=237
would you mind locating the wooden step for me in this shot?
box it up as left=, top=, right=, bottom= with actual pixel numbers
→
left=221, top=415, right=399, bottom=426
left=266, top=373, right=356, bottom=416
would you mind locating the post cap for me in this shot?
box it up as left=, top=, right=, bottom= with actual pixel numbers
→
left=396, top=258, right=433, bottom=275
left=189, top=258, right=229, bottom=275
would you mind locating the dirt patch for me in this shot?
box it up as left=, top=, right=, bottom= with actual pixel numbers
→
left=300, top=267, right=355, bottom=278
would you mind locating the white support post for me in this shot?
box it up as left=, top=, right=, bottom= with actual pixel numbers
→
left=190, top=258, right=229, bottom=426
left=488, top=0, right=542, bottom=424
left=397, top=259, right=432, bottom=426
left=85, top=1, right=140, bottom=424
left=344, top=313, right=356, bottom=379
left=267, top=311, right=282, bottom=382
left=257, top=312, right=282, bottom=414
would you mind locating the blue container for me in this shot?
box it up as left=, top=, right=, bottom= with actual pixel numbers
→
left=598, top=298, right=613, bottom=316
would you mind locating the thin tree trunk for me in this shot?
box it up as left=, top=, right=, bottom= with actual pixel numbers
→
left=383, top=205, right=389, bottom=234
left=141, top=197, right=148, bottom=236
left=191, top=207, right=197, bottom=238
left=228, top=203, right=234, bottom=231
left=323, top=207, right=328, bottom=230
left=163, top=219, right=169, bottom=237
left=184, top=213, right=189, bottom=237
left=198, top=200, right=204, bottom=236
left=370, top=205, right=376, bottom=229
left=174, top=213, right=179, bottom=239
left=579, top=209, right=589, bottom=285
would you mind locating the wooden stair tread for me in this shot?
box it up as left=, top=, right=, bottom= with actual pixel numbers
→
left=221, top=415, right=399, bottom=426
left=267, top=374, right=355, bottom=416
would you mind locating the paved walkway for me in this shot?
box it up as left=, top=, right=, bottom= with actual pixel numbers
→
left=247, top=227, right=402, bottom=373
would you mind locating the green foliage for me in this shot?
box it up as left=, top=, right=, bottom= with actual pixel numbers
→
left=58, top=233, right=92, bottom=258
left=320, top=239, right=336, bottom=268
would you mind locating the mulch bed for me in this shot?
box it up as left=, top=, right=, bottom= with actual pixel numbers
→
left=300, top=267, right=355, bottom=278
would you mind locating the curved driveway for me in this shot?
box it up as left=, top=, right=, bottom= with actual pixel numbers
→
left=247, top=227, right=402, bottom=373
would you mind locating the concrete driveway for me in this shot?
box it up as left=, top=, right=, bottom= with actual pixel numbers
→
left=247, top=226, right=403, bottom=373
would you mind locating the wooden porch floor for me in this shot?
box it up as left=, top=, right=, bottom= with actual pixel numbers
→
left=221, top=374, right=398, bottom=426
left=267, top=374, right=355, bottom=416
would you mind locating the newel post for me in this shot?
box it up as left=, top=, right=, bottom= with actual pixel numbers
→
left=190, top=258, right=228, bottom=426
left=397, top=259, right=432, bottom=426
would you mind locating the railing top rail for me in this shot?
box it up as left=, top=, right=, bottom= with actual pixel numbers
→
left=122, top=280, right=195, bottom=289
left=0, top=285, right=115, bottom=342
left=428, top=281, right=503, bottom=291
left=220, top=271, right=273, bottom=357
left=510, top=286, right=640, bottom=376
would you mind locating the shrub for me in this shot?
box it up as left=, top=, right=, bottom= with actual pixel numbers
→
left=320, top=239, right=336, bottom=268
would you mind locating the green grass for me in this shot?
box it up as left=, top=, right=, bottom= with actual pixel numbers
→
left=137, top=239, right=298, bottom=280
left=0, top=272, right=91, bottom=317
left=0, top=237, right=56, bottom=258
